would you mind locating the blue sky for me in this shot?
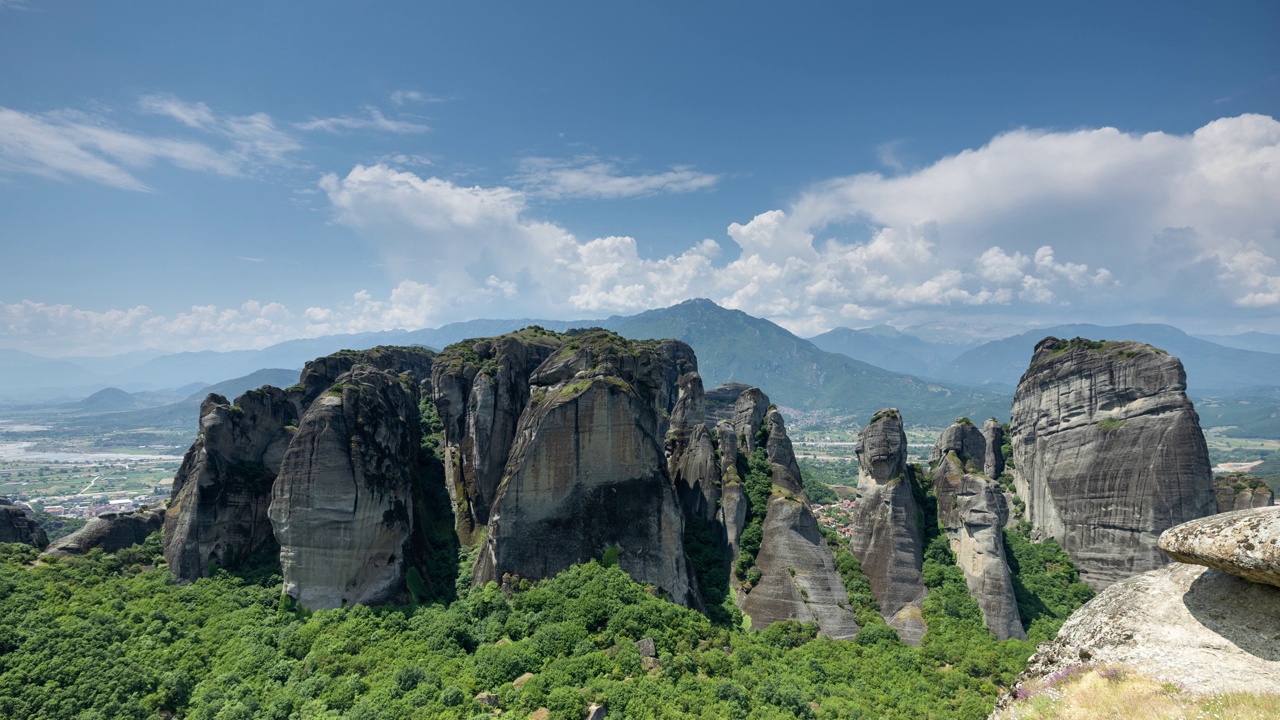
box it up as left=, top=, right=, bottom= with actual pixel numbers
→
left=1, top=1, right=1278, bottom=354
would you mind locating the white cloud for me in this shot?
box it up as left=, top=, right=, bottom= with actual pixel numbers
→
left=513, top=156, right=720, bottom=200
left=7, top=114, right=1278, bottom=354
left=390, top=90, right=446, bottom=106
left=296, top=106, right=429, bottom=134
left=0, top=96, right=300, bottom=191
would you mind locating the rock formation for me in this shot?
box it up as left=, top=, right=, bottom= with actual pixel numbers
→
left=0, top=498, right=48, bottom=548
left=666, top=372, right=721, bottom=523
left=739, top=496, right=861, bottom=640
left=1213, top=474, right=1275, bottom=511
left=928, top=420, right=1025, bottom=641
left=164, top=388, right=297, bottom=580
left=44, top=508, right=164, bottom=557
left=848, top=408, right=927, bottom=644
left=473, top=331, right=697, bottom=606
left=980, top=418, right=1006, bottom=480
left=432, top=329, right=563, bottom=543
left=163, top=345, right=437, bottom=607
left=997, top=507, right=1280, bottom=712
left=1158, top=506, right=1280, bottom=588
left=269, top=366, right=426, bottom=609
left=1010, top=337, right=1216, bottom=589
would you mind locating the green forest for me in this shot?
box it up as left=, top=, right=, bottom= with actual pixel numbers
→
left=0, top=471, right=1092, bottom=720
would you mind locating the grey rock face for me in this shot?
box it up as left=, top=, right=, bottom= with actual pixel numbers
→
left=928, top=420, right=985, bottom=470
left=0, top=498, right=48, bottom=548
left=1213, top=475, right=1275, bottom=511
left=1010, top=337, right=1217, bottom=589
left=1157, top=506, right=1280, bottom=588
left=765, top=408, right=803, bottom=494
left=164, top=388, right=297, bottom=581
left=732, top=388, right=769, bottom=452
left=996, top=562, right=1280, bottom=711
left=667, top=373, right=722, bottom=522
left=269, top=367, right=423, bottom=609
left=297, top=346, right=435, bottom=407
left=45, top=508, right=164, bottom=557
left=849, top=408, right=927, bottom=644
left=929, top=428, right=1025, bottom=641
left=981, top=419, right=1007, bottom=480
left=740, top=496, right=860, bottom=640
left=432, top=333, right=562, bottom=543
left=474, top=333, right=697, bottom=607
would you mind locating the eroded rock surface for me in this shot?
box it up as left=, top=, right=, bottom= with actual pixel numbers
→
left=740, top=496, right=860, bottom=640
left=1213, top=474, right=1275, bottom=511
left=929, top=421, right=1025, bottom=641
left=1011, top=337, right=1216, bottom=589
left=997, top=562, right=1280, bottom=708
left=45, top=508, right=164, bottom=557
left=849, top=408, right=927, bottom=644
left=0, top=498, right=48, bottom=548
left=164, top=388, right=297, bottom=580
left=474, top=331, right=697, bottom=606
left=1158, top=506, right=1280, bottom=588
left=431, top=330, right=562, bottom=542
left=667, top=372, right=722, bottom=523
left=269, top=367, right=424, bottom=609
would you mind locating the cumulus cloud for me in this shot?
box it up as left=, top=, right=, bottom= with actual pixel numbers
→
left=0, top=96, right=300, bottom=190
left=513, top=156, right=720, bottom=200
left=7, top=114, right=1278, bottom=354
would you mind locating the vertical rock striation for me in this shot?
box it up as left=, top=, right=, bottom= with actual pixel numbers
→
left=431, top=330, right=563, bottom=543
left=269, top=366, right=424, bottom=609
left=849, top=408, right=927, bottom=644
left=1010, top=337, right=1217, bottom=589
left=1213, top=475, right=1274, bottom=511
left=473, top=331, right=698, bottom=606
left=928, top=421, right=1025, bottom=641
left=164, top=387, right=297, bottom=580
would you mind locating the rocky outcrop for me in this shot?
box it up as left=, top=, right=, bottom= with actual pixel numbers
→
left=929, top=422, right=1025, bottom=641
left=432, top=330, right=563, bottom=544
left=849, top=408, right=927, bottom=645
left=473, top=331, right=698, bottom=606
left=1157, top=506, right=1280, bottom=588
left=0, top=498, right=48, bottom=548
left=667, top=372, right=722, bottom=523
left=980, top=418, right=1006, bottom=480
left=765, top=409, right=803, bottom=494
left=739, top=496, right=860, bottom=640
left=1213, top=474, right=1275, bottom=511
left=164, top=388, right=297, bottom=580
left=732, top=388, right=769, bottom=452
left=44, top=508, right=164, bottom=557
left=297, top=345, right=435, bottom=406
left=1010, top=337, right=1217, bottom=589
left=269, top=367, right=424, bottom=609
left=997, top=562, right=1280, bottom=708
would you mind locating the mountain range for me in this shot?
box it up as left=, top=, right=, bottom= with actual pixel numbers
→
left=4, top=300, right=1280, bottom=436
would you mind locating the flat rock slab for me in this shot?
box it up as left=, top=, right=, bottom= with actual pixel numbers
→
left=999, top=562, right=1280, bottom=708
left=1158, top=506, right=1280, bottom=588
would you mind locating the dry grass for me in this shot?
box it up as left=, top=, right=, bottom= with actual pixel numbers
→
left=997, top=664, right=1280, bottom=720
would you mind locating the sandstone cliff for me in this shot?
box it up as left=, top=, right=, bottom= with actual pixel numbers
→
left=1010, top=337, right=1216, bottom=589
left=666, top=372, right=721, bottom=523
left=269, top=366, right=425, bottom=609
left=1213, top=474, right=1274, bottom=511
left=849, top=408, right=927, bottom=645
left=432, top=329, right=564, bottom=544
left=0, top=498, right=48, bottom=548
left=164, top=388, right=297, bottom=580
left=44, top=508, right=164, bottom=557
left=473, top=331, right=698, bottom=606
left=929, top=420, right=1025, bottom=641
